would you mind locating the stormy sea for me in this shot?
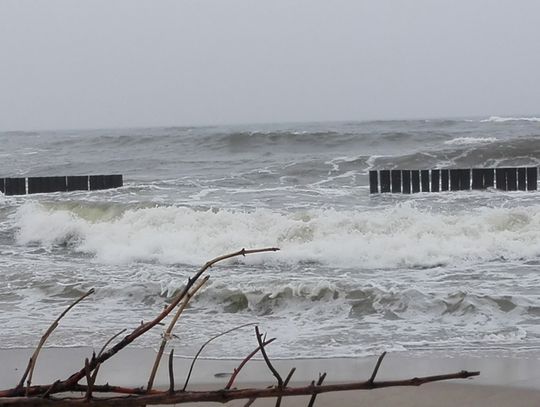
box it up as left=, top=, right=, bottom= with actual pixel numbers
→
left=1, top=116, right=540, bottom=359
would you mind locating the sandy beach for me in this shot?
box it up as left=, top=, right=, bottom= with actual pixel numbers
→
left=2, top=347, right=540, bottom=406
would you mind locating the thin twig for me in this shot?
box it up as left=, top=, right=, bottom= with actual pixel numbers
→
left=368, top=352, right=387, bottom=385
left=147, top=276, right=210, bottom=391
left=168, top=350, right=174, bottom=394
left=90, top=329, right=128, bottom=386
left=98, top=329, right=128, bottom=358
left=84, top=359, right=93, bottom=401
left=307, top=372, right=326, bottom=407
left=183, top=323, right=256, bottom=391
left=225, top=338, right=276, bottom=390
left=20, top=288, right=95, bottom=393
left=244, top=398, right=256, bottom=407
left=275, top=367, right=296, bottom=407
left=40, top=380, right=60, bottom=399
left=255, top=326, right=283, bottom=387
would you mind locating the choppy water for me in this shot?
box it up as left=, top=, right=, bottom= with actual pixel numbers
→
left=1, top=116, right=540, bottom=359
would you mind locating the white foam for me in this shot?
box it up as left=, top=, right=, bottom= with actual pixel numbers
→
left=13, top=201, right=540, bottom=269
left=481, top=116, right=540, bottom=123
left=444, top=137, right=498, bottom=145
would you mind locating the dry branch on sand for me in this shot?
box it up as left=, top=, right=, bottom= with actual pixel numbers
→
left=0, top=248, right=479, bottom=406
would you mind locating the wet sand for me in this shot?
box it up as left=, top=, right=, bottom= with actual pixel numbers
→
left=2, top=348, right=540, bottom=406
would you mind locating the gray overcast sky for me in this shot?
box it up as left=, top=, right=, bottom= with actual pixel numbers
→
left=1, top=0, right=539, bottom=131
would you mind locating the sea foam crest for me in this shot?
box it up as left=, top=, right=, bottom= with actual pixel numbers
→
left=481, top=116, right=540, bottom=123
left=444, top=137, right=498, bottom=145
left=14, top=201, right=540, bottom=269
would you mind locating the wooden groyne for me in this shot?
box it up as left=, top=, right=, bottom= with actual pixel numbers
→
left=0, top=175, right=123, bottom=196
left=369, top=167, right=537, bottom=194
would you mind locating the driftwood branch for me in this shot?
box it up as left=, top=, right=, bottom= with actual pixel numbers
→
left=2, top=247, right=279, bottom=399
left=307, top=373, right=326, bottom=407
left=19, top=288, right=95, bottom=393
left=255, top=327, right=283, bottom=387
left=167, top=350, right=174, bottom=394
left=368, top=351, right=386, bottom=384
left=147, top=275, right=210, bottom=391
left=182, top=323, right=256, bottom=391
left=275, top=367, right=296, bottom=407
left=225, top=338, right=276, bottom=390
left=0, top=370, right=480, bottom=406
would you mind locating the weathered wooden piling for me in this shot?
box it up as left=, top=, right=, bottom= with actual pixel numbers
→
left=431, top=169, right=440, bottom=192
left=0, top=175, right=123, bottom=195
left=380, top=170, right=391, bottom=193
left=369, top=171, right=378, bottom=194
left=411, top=170, right=420, bottom=193
left=441, top=170, right=449, bottom=191
left=421, top=170, right=430, bottom=192
left=402, top=170, right=411, bottom=194
left=369, top=167, right=537, bottom=194
left=527, top=167, right=538, bottom=191
left=517, top=168, right=527, bottom=191
left=4, top=178, right=26, bottom=196
left=28, top=176, right=67, bottom=194
left=67, top=176, right=89, bottom=191
left=391, top=170, right=401, bottom=193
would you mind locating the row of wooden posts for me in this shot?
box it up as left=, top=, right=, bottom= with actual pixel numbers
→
left=0, top=175, right=123, bottom=196
left=369, top=167, right=538, bottom=194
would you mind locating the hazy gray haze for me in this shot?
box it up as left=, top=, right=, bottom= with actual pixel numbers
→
left=1, top=0, right=539, bottom=131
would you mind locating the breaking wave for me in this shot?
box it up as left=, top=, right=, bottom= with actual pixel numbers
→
left=14, top=201, right=540, bottom=269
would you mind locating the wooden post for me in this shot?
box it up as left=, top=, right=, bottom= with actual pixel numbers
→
left=527, top=167, right=537, bottom=191
left=431, top=170, right=440, bottom=192
left=495, top=168, right=507, bottom=190
left=483, top=168, right=494, bottom=188
left=402, top=170, right=411, bottom=194
left=110, top=174, right=123, bottom=188
left=450, top=170, right=460, bottom=191
left=459, top=169, right=470, bottom=190
left=506, top=168, right=517, bottom=191
left=517, top=168, right=527, bottom=191
left=67, top=176, right=89, bottom=191
left=471, top=169, right=483, bottom=190
left=421, top=170, right=430, bottom=192
left=411, top=170, right=420, bottom=193
left=4, top=178, right=26, bottom=195
left=369, top=171, right=378, bottom=194
left=380, top=170, right=391, bottom=193
left=391, top=170, right=402, bottom=193
left=28, top=176, right=67, bottom=194
left=441, top=169, right=449, bottom=191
